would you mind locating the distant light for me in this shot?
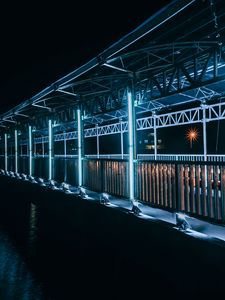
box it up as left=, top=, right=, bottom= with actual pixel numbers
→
left=175, top=212, right=191, bottom=231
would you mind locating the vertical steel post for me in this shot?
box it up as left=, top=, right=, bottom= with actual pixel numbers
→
left=4, top=133, right=8, bottom=171
left=120, top=119, right=124, bottom=159
left=48, top=119, right=53, bottom=180
left=15, top=129, right=18, bottom=173
left=28, top=126, right=33, bottom=176
left=77, top=108, right=83, bottom=187
left=96, top=124, right=99, bottom=158
left=42, top=138, right=44, bottom=157
left=127, top=87, right=136, bottom=200
left=153, top=112, right=157, bottom=160
left=64, top=132, right=67, bottom=157
left=201, top=104, right=207, bottom=161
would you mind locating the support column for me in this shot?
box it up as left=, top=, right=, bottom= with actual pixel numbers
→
left=15, top=129, right=18, bottom=173
left=48, top=119, right=53, bottom=180
left=153, top=112, right=157, bottom=160
left=201, top=103, right=207, bottom=161
left=4, top=133, right=8, bottom=171
left=120, top=119, right=124, bottom=159
left=64, top=132, right=67, bottom=157
left=127, top=87, right=136, bottom=201
left=28, top=126, right=33, bottom=176
left=96, top=124, right=99, bottom=158
left=63, top=131, right=67, bottom=182
left=77, top=108, right=83, bottom=187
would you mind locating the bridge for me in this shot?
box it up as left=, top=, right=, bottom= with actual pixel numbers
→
left=0, top=0, right=225, bottom=230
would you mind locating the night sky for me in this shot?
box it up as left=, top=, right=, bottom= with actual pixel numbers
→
left=0, top=0, right=172, bottom=114
left=1, top=0, right=224, bottom=155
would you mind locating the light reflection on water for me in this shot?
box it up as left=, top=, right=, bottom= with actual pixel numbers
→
left=27, top=202, right=38, bottom=256
left=0, top=227, right=44, bottom=300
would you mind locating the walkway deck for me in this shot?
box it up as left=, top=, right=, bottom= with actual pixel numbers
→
left=67, top=185, right=225, bottom=246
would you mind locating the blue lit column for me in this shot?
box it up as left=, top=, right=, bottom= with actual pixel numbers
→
left=4, top=133, right=8, bottom=171
left=96, top=124, right=99, bottom=158
left=120, top=119, right=124, bottom=159
left=28, top=126, right=33, bottom=176
left=127, top=87, right=136, bottom=200
left=15, top=129, right=18, bottom=173
left=77, top=108, right=83, bottom=187
left=153, top=112, right=157, bottom=160
left=201, top=103, right=207, bottom=161
left=48, top=119, right=53, bottom=180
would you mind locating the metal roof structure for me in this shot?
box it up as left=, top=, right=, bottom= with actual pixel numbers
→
left=1, top=0, right=225, bottom=135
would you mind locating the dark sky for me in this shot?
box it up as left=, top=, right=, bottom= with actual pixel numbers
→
left=0, top=0, right=172, bottom=114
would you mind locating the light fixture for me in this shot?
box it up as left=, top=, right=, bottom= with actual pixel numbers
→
left=131, top=200, right=142, bottom=216
left=175, top=212, right=191, bottom=231
left=48, top=179, right=58, bottom=190
left=37, top=177, right=46, bottom=186
left=21, top=173, right=29, bottom=181
left=15, top=172, right=22, bottom=179
left=28, top=175, right=37, bottom=183
left=78, top=187, right=87, bottom=198
left=99, top=192, right=110, bottom=205
left=61, top=182, right=72, bottom=193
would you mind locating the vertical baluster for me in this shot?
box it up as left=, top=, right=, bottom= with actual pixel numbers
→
left=214, top=165, right=219, bottom=220
left=189, top=165, right=195, bottom=213
left=152, top=164, right=156, bottom=205
left=171, top=164, right=176, bottom=209
left=201, top=165, right=206, bottom=216
left=195, top=165, right=201, bottom=215
left=155, top=164, right=160, bottom=205
left=145, top=163, right=149, bottom=203
left=167, top=164, right=171, bottom=208
left=184, top=165, right=189, bottom=212
left=159, top=163, right=163, bottom=206
left=221, top=166, right=225, bottom=222
left=148, top=163, right=152, bottom=203
left=207, top=165, right=213, bottom=218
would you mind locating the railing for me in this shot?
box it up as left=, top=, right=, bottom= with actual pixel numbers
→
left=1, top=154, right=225, bottom=223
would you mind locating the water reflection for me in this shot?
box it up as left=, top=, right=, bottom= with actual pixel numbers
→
left=0, top=228, right=44, bottom=300
left=27, top=202, right=38, bottom=257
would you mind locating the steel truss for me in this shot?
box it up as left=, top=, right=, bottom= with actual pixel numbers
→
left=2, top=99, right=224, bottom=146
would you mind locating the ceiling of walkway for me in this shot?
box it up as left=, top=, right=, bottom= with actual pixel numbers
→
left=1, top=0, right=225, bottom=133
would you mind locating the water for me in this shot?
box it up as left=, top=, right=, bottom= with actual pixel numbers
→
left=0, top=176, right=225, bottom=299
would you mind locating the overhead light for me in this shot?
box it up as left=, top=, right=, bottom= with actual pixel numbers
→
left=99, top=192, right=110, bottom=205
left=175, top=212, right=191, bottom=231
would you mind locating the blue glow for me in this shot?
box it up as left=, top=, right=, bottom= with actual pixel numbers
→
left=29, top=126, right=32, bottom=175
left=77, top=109, right=82, bottom=187
left=14, top=129, right=18, bottom=173
left=127, top=89, right=134, bottom=200
left=4, top=133, right=7, bottom=171
left=48, top=119, right=52, bottom=180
